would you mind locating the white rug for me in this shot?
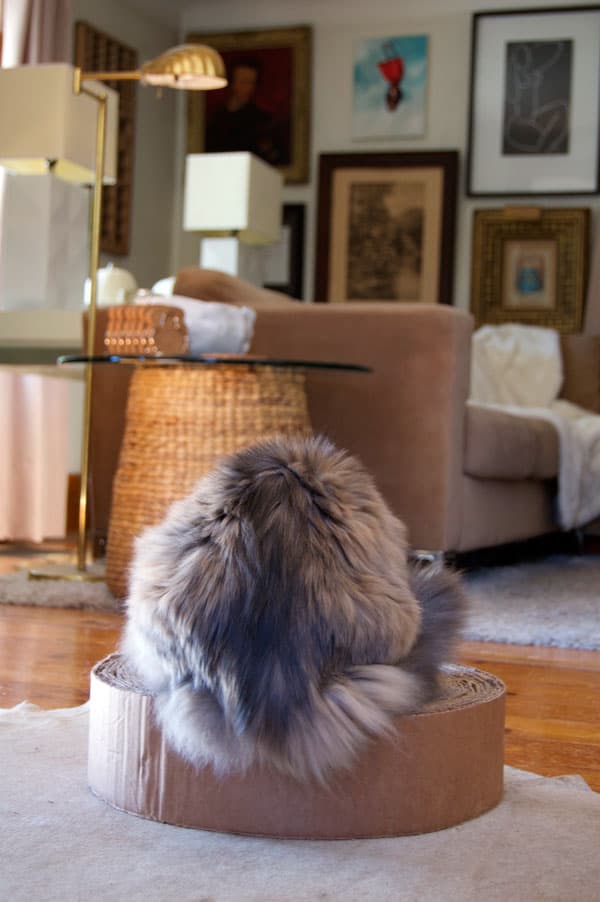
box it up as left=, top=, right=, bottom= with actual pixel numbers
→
left=1, top=702, right=599, bottom=902
left=462, top=555, right=600, bottom=649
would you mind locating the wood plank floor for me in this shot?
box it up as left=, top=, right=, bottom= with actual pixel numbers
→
left=1, top=544, right=599, bottom=792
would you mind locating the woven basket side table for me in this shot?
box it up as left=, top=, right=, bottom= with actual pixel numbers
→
left=106, top=363, right=311, bottom=598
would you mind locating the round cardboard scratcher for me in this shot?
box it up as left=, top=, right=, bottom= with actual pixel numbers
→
left=88, top=654, right=506, bottom=839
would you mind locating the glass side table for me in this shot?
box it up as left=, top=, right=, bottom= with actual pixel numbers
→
left=59, top=354, right=370, bottom=598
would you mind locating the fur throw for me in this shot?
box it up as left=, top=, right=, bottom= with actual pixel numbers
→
left=123, top=434, right=466, bottom=783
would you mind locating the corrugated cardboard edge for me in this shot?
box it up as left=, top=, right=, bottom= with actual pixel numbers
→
left=88, top=654, right=505, bottom=839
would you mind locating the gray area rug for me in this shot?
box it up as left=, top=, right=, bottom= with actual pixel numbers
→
left=462, top=554, right=600, bottom=650
left=1, top=554, right=599, bottom=650
left=0, top=569, right=120, bottom=611
left=1, top=702, right=598, bottom=902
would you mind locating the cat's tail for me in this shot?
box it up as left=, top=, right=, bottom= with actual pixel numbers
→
left=403, top=561, right=468, bottom=696
left=270, top=664, right=425, bottom=782
left=265, top=562, right=468, bottom=781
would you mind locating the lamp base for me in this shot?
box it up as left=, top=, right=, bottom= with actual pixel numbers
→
left=200, top=237, right=265, bottom=286
left=28, top=559, right=106, bottom=583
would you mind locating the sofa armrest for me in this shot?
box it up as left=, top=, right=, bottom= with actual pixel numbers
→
left=559, top=334, right=600, bottom=412
left=250, top=302, right=473, bottom=551
left=173, top=267, right=293, bottom=307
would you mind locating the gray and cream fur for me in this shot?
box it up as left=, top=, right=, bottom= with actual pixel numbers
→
left=123, top=435, right=466, bottom=782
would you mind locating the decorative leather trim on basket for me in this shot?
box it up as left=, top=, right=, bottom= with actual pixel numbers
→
left=103, top=305, right=189, bottom=356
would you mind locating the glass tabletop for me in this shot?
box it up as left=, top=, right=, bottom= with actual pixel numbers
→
left=58, top=353, right=372, bottom=373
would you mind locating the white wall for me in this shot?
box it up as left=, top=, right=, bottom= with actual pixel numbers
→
left=72, top=0, right=178, bottom=289
left=173, top=0, right=600, bottom=310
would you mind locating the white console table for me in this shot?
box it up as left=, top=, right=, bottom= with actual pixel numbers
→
left=0, top=310, right=82, bottom=366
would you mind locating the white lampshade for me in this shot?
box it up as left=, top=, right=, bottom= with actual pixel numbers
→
left=0, top=64, right=118, bottom=184
left=183, top=152, right=283, bottom=245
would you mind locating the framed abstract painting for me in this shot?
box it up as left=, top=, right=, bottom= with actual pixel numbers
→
left=352, top=34, right=429, bottom=140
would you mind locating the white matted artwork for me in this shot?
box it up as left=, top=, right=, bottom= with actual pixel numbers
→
left=468, top=7, right=600, bottom=195
left=352, top=34, right=428, bottom=140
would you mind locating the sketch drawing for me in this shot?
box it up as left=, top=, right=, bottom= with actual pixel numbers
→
left=346, top=181, right=424, bottom=300
left=502, top=40, right=572, bottom=155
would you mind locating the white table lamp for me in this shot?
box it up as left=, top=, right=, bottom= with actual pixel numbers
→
left=0, top=63, right=118, bottom=183
left=0, top=64, right=119, bottom=312
left=183, top=152, right=283, bottom=285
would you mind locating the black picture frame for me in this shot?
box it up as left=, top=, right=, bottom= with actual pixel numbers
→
left=313, top=151, right=458, bottom=305
left=467, top=6, right=600, bottom=196
left=263, top=204, right=305, bottom=299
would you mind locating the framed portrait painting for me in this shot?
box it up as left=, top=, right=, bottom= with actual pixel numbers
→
left=352, top=34, right=429, bottom=140
left=186, top=26, right=311, bottom=184
left=314, top=151, right=458, bottom=304
left=471, top=207, right=590, bottom=331
left=467, top=7, right=600, bottom=195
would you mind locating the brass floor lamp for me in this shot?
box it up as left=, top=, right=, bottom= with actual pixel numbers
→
left=28, top=45, right=227, bottom=581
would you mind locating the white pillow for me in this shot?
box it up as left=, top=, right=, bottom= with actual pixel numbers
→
left=136, top=293, right=256, bottom=356
left=470, top=323, right=562, bottom=408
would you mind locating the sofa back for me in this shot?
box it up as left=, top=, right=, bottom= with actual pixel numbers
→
left=86, top=301, right=473, bottom=553
left=250, top=302, right=473, bottom=550
left=559, top=334, right=600, bottom=412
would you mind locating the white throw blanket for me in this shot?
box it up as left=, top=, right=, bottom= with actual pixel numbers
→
left=136, top=292, right=256, bottom=356
left=469, top=324, right=600, bottom=530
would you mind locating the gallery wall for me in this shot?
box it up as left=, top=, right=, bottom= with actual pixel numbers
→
left=171, top=0, right=600, bottom=315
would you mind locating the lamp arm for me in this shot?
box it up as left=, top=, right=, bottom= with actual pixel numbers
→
left=80, top=70, right=141, bottom=82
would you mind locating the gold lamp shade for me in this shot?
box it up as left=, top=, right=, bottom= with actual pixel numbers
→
left=140, top=44, right=227, bottom=90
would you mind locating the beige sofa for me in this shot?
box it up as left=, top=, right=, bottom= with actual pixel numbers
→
left=87, top=268, right=600, bottom=557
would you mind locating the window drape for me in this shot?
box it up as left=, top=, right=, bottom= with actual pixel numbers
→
left=0, top=0, right=74, bottom=541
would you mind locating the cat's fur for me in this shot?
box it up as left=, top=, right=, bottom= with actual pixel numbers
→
left=123, top=434, right=466, bottom=782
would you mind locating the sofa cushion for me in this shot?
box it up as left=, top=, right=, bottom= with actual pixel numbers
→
left=464, top=404, right=559, bottom=480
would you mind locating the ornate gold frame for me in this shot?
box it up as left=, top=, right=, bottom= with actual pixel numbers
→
left=471, top=207, right=590, bottom=332
left=186, top=25, right=311, bottom=184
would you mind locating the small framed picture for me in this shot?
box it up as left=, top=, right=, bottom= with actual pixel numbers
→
left=186, top=26, right=311, bottom=184
left=471, top=207, right=590, bottom=331
left=314, top=151, right=458, bottom=304
left=352, top=34, right=429, bottom=140
left=467, top=7, right=600, bottom=196
left=263, top=204, right=305, bottom=299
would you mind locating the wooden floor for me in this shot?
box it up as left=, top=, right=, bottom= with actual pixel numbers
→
left=1, top=543, right=599, bottom=792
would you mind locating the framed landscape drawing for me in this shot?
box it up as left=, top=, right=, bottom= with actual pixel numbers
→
left=186, top=26, right=311, bottom=184
left=471, top=207, right=590, bottom=331
left=352, top=34, right=428, bottom=140
left=314, top=151, right=458, bottom=304
left=467, top=7, right=600, bottom=195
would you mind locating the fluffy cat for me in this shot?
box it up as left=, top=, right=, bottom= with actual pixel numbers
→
left=123, top=434, right=466, bottom=782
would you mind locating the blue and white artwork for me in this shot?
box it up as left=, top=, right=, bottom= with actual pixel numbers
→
left=352, top=35, right=428, bottom=140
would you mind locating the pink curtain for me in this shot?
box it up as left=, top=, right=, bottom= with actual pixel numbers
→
left=1, top=0, right=71, bottom=66
left=0, top=0, right=73, bottom=541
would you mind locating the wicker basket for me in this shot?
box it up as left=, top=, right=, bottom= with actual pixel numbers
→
left=106, top=363, right=311, bottom=598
